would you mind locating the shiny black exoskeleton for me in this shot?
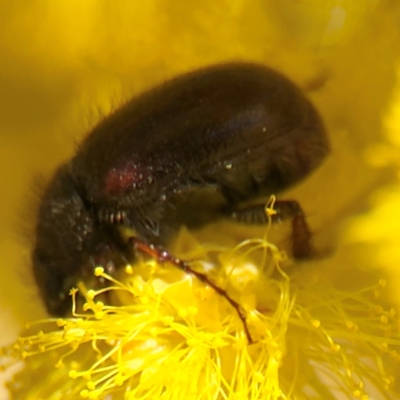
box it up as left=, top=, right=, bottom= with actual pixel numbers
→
left=32, top=62, right=329, bottom=321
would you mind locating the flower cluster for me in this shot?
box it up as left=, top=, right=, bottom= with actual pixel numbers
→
left=3, top=223, right=400, bottom=399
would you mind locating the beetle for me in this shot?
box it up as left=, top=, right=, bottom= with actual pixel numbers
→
left=32, top=62, right=329, bottom=342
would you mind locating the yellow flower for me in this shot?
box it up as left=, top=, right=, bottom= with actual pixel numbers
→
left=2, top=2, right=400, bottom=400
left=4, top=218, right=400, bottom=399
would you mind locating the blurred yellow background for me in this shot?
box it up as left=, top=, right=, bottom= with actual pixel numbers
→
left=1, top=1, right=400, bottom=398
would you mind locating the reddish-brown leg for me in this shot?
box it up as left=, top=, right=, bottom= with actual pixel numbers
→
left=130, top=237, right=254, bottom=344
left=272, top=200, right=313, bottom=259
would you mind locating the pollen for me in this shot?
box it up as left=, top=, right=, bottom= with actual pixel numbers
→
left=3, top=229, right=400, bottom=400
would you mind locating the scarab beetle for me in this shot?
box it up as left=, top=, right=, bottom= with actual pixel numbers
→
left=32, top=62, right=329, bottom=341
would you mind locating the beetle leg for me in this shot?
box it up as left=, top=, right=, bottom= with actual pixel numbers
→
left=276, top=200, right=313, bottom=260
left=129, top=236, right=254, bottom=344
left=232, top=200, right=313, bottom=259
